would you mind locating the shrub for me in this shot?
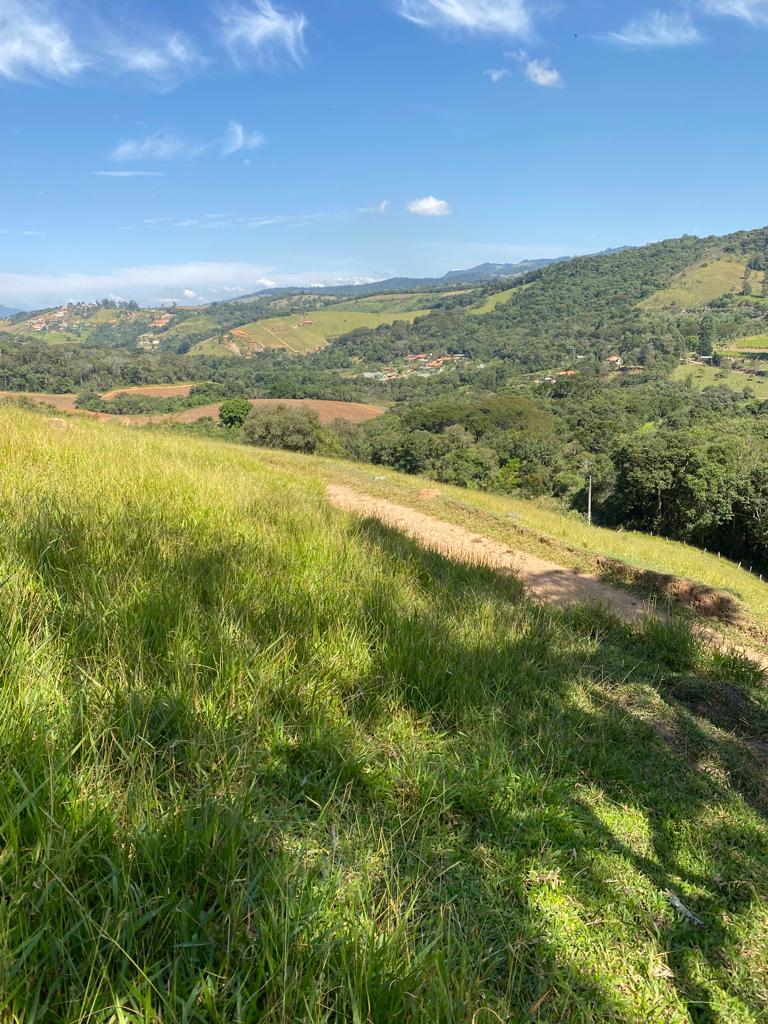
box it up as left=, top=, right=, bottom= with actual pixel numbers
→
left=219, top=398, right=253, bottom=428
left=242, top=404, right=323, bottom=453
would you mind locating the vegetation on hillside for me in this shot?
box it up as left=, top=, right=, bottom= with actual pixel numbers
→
left=1, top=406, right=767, bottom=1022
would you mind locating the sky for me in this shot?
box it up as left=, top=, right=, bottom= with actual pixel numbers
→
left=1, top=0, right=767, bottom=308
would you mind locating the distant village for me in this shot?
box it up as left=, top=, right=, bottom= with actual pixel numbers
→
left=359, top=352, right=465, bottom=381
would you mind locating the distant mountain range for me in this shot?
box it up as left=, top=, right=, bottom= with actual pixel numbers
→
left=233, top=250, right=633, bottom=303
left=234, top=257, right=570, bottom=303
left=0, top=306, right=22, bottom=318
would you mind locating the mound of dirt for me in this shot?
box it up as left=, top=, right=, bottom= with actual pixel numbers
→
left=597, top=557, right=743, bottom=624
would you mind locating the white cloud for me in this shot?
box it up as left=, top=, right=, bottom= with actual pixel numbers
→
left=93, top=170, right=165, bottom=178
left=219, top=0, right=307, bottom=67
left=0, top=0, right=86, bottom=81
left=523, top=57, right=561, bottom=87
left=397, top=0, right=531, bottom=36
left=407, top=196, right=452, bottom=216
left=111, top=132, right=205, bottom=162
left=700, top=0, right=768, bottom=23
left=111, top=32, right=204, bottom=80
left=0, top=262, right=383, bottom=307
left=22, top=229, right=44, bottom=236
left=607, top=11, right=703, bottom=47
left=359, top=200, right=390, bottom=214
left=222, top=121, right=266, bottom=156
left=484, top=67, right=509, bottom=82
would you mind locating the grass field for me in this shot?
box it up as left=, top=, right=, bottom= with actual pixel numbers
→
left=263, top=453, right=768, bottom=628
left=1, top=405, right=768, bottom=1022
left=722, top=334, right=768, bottom=353
left=671, top=361, right=768, bottom=399
left=640, top=259, right=762, bottom=310
left=222, top=307, right=432, bottom=354
left=467, top=284, right=528, bottom=315
left=331, top=293, right=449, bottom=314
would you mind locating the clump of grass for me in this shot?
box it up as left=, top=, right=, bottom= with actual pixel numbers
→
left=1, top=407, right=767, bottom=1022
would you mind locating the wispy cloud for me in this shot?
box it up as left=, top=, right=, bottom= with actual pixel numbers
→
left=700, top=0, right=768, bottom=23
left=111, top=32, right=204, bottom=82
left=607, top=11, right=703, bottom=47
left=359, top=200, right=390, bottom=214
left=523, top=57, right=561, bottom=87
left=138, top=210, right=345, bottom=230
left=397, top=0, right=531, bottom=37
left=111, top=132, right=207, bottom=162
left=222, top=121, right=266, bottom=156
left=111, top=124, right=266, bottom=163
left=0, top=262, right=380, bottom=307
left=484, top=67, right=509, bottom=82
left=219, top=0, right=308, bottom=68
left=0, top=0, right=86, bottom=81
left=93, top=170, right=166, bottom=178
left=407, top=196, right=452, bottom=216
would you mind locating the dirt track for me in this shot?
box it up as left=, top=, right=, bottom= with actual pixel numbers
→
left=327, top=484, right=768, bottom=671
left=327, top=484, right=650, bottom=621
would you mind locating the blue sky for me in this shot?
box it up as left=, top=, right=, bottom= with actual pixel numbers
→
left=1, top=0, right=767, bottom=307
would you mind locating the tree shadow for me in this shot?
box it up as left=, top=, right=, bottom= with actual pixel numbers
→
left=3, top=503, right=768, bottom=1020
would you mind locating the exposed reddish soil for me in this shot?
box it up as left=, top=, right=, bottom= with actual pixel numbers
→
left=0, top=391, right=79, bottom=412
left=0, top=391, right=386, bottom=427
left=101, top=383, right=196, bottom=400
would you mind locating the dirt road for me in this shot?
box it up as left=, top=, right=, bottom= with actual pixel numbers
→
left=327, top=484, right=768, bottom=671
left=327, top=484, right=650, bottom=621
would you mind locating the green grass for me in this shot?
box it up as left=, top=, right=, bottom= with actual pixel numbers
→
left=226, top=308, right=432, bottom=354
left=331, top=293, right=451, bottom=314
left=671, top=361, right=768, bottom=400
left=467, top=283, right=529, bottom=316
left=263, top=453, right=768, bottom=628
left=2, top=406, right=768, bottom=1022
left=187, top=337, right=242, bottom=357
left=640, top=259, right=762, bottom=310
left=723, top=334, right=768, bottom=352
left=162, top=313, right=221, bottom=340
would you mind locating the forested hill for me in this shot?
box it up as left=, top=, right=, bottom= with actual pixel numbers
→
left=317, top=226, right=768, bottom=372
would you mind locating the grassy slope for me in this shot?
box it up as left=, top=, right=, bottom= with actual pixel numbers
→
left=224, top=308, right=433, bottom=354
left=671, top=361, right=768, bottom=399
left=724, top=334, right=768, bottom=352
left=331, top=293, right=451, bottom=314
left=263, top=452, right=768, bottom=628
left=2, top=407, right=768, bottom=1022
left=467, top=284, right=529, bottom=316
left=640, top=259, right=759, bottom=310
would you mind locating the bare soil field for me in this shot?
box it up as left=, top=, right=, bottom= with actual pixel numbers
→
left=0, top=391, right=386, bottom=427
left=171, top=398, right=386, bottom=425
left=0, top=391, right=79, bottom=412
left=101, top=383, right=197, bottom=400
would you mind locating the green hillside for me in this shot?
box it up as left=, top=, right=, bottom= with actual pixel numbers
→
left=466, top=283, right=528, bottom=315
left=2, top=404, right=768, bottom=1022
left=213, top=306, right=433, bottom=355
left=671, top=360, right=768, bottom=398
left=639, top=258, right=757, bottom=310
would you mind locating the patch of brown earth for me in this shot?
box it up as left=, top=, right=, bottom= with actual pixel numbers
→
left=0, top=391, right=79, bottom=412
left=101, top=383, right=197, bottom=400
left=171, top=398, right=387, bottom=426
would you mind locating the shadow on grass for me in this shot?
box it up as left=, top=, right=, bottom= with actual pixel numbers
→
left=2, top=506, right=768, bottom=1021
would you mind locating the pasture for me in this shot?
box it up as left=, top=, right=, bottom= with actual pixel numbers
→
left=223, top=306, right=432, bottom=354
left=640, top=259, right=763, bottom=310
left=1, top=405, right=767, bottom=1022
